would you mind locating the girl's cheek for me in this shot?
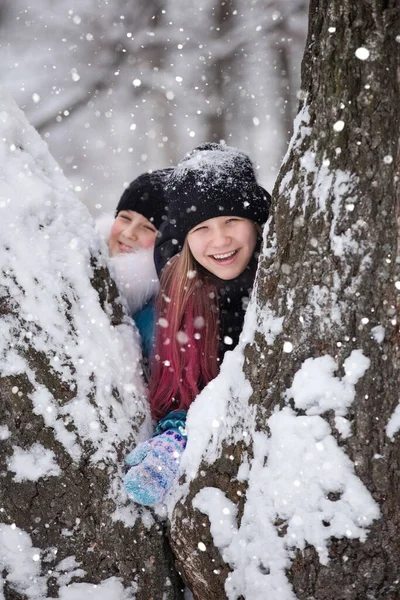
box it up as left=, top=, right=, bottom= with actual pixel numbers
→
left=109, top=224, right=118, bottom=247
left=110, top=221, right=122, bottom=238
left=141, top=235, right=156, bottom=249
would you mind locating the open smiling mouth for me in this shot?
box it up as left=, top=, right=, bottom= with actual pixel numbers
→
left=118, top=242, right=135, bottom=252
left=209, top=249, right=240, bottom=263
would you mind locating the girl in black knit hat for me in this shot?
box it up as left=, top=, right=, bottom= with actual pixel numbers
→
left=123, top=143, right=271, bottom=506
left=96, top=168, right=172, bottom=359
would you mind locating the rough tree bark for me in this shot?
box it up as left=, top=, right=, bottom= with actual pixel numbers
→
left=0, top=96, right=183, bottom=599
left=169, top=1, right=399, bottom=599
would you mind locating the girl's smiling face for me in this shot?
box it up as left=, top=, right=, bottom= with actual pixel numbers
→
left=187, top=216, right=258, bottom=280
left=109, top=210, right=157, bottom=256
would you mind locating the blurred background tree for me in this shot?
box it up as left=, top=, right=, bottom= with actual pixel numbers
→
left=0, top=0, right=308, bottom=213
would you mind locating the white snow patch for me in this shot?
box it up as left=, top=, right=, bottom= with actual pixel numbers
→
left=371, top=325, right=385, bottom=343
left=297, top=150, right=362, bottom=267
left=258, top=307, right=284, bottom=344
left=307, top=285, right=341, bottom=327
left=30, top=386, right=81, bottom=461
left=193, top=488, right=238, bottom=548
left=334, top=416, right=352, bottom=438
left=246, top=256, right=284, bottom=345
left=287, top=350, right=370, bottom=419
left=59, top=578, right=137, bottom=599
left=54, top=556, right=85, bottom=587
left=329, top=171, right=363, bottom=257
left=256, top=410, right=379, bottom=565
left=9, top=443, right=61, bottom=481
left=0, top=425, right=10, bottom=441
left=172, top=143, right=252, bottom=185
left=0, top=524, right=46, bottom=598
left=281, top=101, right=311, bottom=167
left=0, top=523, right=136, bottom=598
left=278, top=171, right=299, bottom=209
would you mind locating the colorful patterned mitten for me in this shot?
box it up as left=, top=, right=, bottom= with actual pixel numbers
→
left=124, top=430, right=187, bottom=506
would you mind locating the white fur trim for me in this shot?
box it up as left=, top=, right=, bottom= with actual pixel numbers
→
left=95, top=213, right=115, bottom=244
left=109, top=248, right=159, bottom=315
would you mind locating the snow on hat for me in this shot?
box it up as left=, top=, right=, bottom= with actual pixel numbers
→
left=116, top=168, right=173, bottom=230
left=154, top=143, right=271, bottom=274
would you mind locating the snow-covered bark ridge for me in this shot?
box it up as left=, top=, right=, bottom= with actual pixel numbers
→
left=0, top=94, right=148, bottom=462
left=0, top=94, right=181, bottom=600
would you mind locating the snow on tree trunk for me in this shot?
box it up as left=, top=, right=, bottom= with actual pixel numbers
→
left=168, top=2, right=399, bottom=599
left=0, top=94, right=182, bottom=600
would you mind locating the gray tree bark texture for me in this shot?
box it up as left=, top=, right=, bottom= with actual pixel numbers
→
left=0, top=263, right=183, bottom=600
left=169, top=1, right=400, bottom=599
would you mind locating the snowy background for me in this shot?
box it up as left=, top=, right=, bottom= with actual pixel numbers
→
left=0, top=0, right=308, bottom=214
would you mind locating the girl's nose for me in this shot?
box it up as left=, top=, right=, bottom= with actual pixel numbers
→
left=125, top=224, right=139, bottom=240
left=212, top=228, right=230, bottom=246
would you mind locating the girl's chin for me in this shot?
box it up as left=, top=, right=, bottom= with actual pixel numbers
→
left=110, top=248, right=134, bottom=257
left=206, top=263, right=245, bottom=279
left=111, top=244, right=156, bottom=257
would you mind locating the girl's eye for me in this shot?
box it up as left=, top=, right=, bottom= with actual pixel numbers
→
left=227, top=218, right=240, bottom=224
left=119, top=214, right=131, bottom=222
left=144, top=226, right=157, bottom=233
left=193, top=226, right=207, bottom=233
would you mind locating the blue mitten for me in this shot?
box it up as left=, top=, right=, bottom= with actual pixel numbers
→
left=124, top=430, right=187, bottom=506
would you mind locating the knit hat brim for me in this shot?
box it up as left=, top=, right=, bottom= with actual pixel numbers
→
left=116, top=168, right=173, bottom=230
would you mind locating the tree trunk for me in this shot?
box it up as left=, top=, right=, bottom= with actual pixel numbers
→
left=273, top=17, right=296, bottom=154
left=169, top=1, right=400, bottom=598
left=0, top=95, right=182, bottom=600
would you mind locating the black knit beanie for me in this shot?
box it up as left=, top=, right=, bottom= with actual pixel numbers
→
left=116, top=167, right=173, bottom=230
left=154, top=143, right=271, bottom=274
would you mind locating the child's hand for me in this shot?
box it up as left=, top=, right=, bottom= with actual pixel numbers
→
left=124, top=430, right=187, bottom=506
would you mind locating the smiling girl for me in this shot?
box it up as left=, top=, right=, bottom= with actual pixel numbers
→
left=96, top=169, right=171, bottom=359
left=124, top=144, right=270, bottom=505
